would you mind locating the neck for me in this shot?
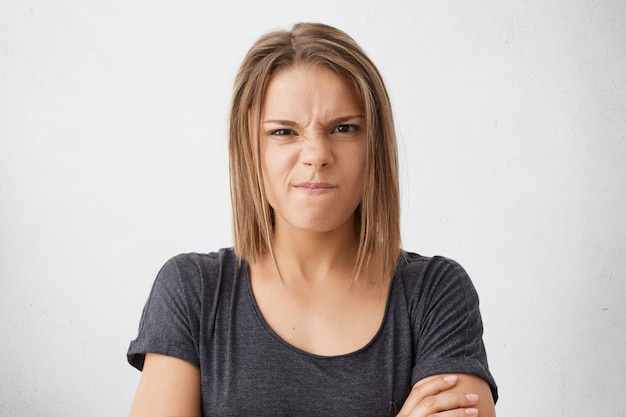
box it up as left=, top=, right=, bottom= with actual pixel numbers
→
left=267, top=217, right=359, bottom=285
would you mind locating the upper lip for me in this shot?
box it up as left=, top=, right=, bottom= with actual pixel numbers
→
left=293, top=182, right=337, bottom=189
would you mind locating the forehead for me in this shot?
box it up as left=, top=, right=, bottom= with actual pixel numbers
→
left=261, top=64, right=362, bottom=117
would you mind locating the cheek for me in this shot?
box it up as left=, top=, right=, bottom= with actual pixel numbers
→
left=348, top=146, right=368, bottom=185
left=261, top=147, right=298, bottom=203
left=262, top=147, right=294, bottom=180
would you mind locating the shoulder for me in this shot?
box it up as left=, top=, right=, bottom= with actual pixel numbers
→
left=159, top=248, right=240, bottom=279
left=397, top=252, right=473, bottom=286
left=162, top=247, right=238, bottom=270
left=395, top=252, right=479, bottom=307
left=151, top=248, right=242, bottom=296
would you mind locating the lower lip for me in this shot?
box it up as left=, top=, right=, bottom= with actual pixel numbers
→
left=294, top=186, right=336, bottom=195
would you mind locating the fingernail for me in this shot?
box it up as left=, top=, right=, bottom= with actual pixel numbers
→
left=465, top=408, right=478, bottom=416
left=466, top=393, right=479, bottom=401
left=444, top=375, right=457, bottom=383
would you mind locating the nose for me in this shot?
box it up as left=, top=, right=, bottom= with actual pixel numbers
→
left=301, top=134, right=334, bottom=168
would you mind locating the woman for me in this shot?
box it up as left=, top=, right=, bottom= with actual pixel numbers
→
left=127, top=22, right=497, bottom=416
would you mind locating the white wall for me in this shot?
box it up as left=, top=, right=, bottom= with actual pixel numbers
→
left=1, top=1, right=624, bottom=415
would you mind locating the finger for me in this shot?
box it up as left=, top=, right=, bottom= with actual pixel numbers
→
left=399, top=391, right=480, bottom=417
left=398, top=375, right=459, bottom=413
left=429, top=407, right=479, bottom=417
left=417, top=392, right=479, bottom=417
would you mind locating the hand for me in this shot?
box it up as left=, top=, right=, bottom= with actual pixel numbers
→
left=396, top=375, right=480, bottom=416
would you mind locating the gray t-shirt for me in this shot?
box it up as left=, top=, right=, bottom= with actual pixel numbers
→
left=128, top=248, right=497, bottom=416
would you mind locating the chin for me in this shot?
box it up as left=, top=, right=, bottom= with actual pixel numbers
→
left=293, top=215, right=356, bottom=234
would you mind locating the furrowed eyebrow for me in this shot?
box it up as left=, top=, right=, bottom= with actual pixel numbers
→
left=262, top=115, right=364, bottom=125
left=330, top=115, right=364, bottom=124
left=262, top=119, right=298, bottom=126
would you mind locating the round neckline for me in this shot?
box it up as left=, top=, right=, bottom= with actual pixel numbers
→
left=241, top=258, right=396, bottom=360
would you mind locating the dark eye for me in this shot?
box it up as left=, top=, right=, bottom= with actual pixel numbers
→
left=270, top=129, right=295, bottom=136
left=332, top=124, right=359, bottom=134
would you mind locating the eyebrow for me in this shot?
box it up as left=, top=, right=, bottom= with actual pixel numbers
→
left=262, top=115, right=364, bottom=126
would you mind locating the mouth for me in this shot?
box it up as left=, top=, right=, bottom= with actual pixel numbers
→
left=293, top=182, right=337, bottom=194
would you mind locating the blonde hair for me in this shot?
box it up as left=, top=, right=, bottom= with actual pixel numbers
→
left=229, top=22, right=401, bottom=283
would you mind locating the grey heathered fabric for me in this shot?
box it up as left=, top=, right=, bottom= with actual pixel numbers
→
left=128, top=248, right=497, bottom=416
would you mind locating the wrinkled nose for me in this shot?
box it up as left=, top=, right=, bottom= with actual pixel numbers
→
left=301, top=135, right=333, bottom=168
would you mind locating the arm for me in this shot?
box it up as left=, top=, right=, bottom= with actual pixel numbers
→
left=129, top=352, right=202, bottom=417
left=398, top=256, right=497, bottom=415
left=397, top=374, right=495, bottom=417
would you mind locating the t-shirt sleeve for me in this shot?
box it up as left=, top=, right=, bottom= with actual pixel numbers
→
left=127, top=256, right=200, bottom=371
left=409, top=256, right=498, bottom=402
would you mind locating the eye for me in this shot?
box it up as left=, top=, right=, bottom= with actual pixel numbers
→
left=269, top=128, right=296, bottom=136
left=332, top=124, right=360, bottom=134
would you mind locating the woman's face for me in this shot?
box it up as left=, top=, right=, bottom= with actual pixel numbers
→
left=259, top=64, right=367, bottom=235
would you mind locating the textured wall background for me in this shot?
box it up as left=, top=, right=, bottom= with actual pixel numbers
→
left=1, top=1, right=625, bottom=415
